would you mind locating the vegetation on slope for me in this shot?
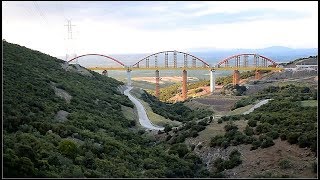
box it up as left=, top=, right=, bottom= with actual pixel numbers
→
left=216, top=70, right=270, bottom=85
left=157, top=80, right=210, bottom=102
left=210, top=84, right=317, bottom=152
left=156, top=70, right=269, bottom=102
left=141, top=91, right=213, bottom=122
left=3, top=41, right=211, bottom=178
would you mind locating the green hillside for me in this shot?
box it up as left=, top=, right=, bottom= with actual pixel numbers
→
left=3, top=41, right=211, bottom=178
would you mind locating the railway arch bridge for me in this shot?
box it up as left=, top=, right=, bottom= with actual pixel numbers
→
left=67, top=51, right=283, bottom=100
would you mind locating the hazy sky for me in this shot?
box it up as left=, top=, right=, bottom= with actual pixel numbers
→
left=2, top=1, right=318, bottom=57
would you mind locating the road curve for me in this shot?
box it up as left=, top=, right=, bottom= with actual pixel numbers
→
left=124, top=86, right=164, bottom=131
left=243, top=99, right=272, bottom=115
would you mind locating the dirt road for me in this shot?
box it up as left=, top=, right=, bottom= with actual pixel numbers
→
left=124, top=86, right=164, bottom=131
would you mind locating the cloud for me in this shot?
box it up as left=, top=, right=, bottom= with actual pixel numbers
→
left=2, top=1, right=318, bottom=57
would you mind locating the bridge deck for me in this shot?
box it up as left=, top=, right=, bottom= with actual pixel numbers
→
left=87, top=67, right=284, bottom=71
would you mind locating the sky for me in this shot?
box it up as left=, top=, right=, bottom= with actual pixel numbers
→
left=2, top=1, right=318, bottom=58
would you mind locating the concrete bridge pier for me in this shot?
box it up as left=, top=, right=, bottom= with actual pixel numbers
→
left=155, top=70, right=160, bottom=98
left=127, top=69, right=132, bottom=86
left=255, top=70, right=262, bottom=80
left=210, top=69, right=215, bottom=93
left=233, top=70, right=240, bottom=85
left=102, top=70, right=108, bottom=76
left=182, top=70, right=187, bottom=100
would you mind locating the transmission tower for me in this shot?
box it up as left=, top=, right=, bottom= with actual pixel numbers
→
left=64, top=20, right=76, bottom=63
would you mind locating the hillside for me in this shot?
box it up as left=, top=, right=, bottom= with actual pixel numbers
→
left=3, top=41, right=211, bottom=178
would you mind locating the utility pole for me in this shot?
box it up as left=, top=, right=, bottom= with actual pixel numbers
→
left=64, top=20, right=76, bottom=62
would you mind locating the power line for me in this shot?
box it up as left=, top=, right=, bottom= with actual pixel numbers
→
left=32, top=1, right=48, bottom=24
left=57, top=1, right=67, bottom=21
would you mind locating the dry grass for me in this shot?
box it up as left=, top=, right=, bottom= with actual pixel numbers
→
left=121, top=105, right=137, bottom=122
left=227, top=104, right=254, bottom=116
left=300, top=100, right=318, bottom=107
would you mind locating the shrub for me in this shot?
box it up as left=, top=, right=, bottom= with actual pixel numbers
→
left=297, top=135, right=310, bottom=148
left=224, top=123, right=238, bottom=132
left=217, top=119, right=223, bottom=124
left=279, top=159, right=291, bottom=169
left=164, top=124, right=172, bottom=133
left=213, top=158, right=225, bottom=172
left=312, top=162, right=317, bottom=173
left=266, top=131, right=279, bottom=139
left=244, top=136, right=255, bottom=144
left=280, top=133, right=287, bottom=140
left=168, top=143, right=189, bottom=158
left=190, top=144, right=196, bottom=151
left=165, top=135, right=172, bottom=141
left=287, top=132, right=300, bottom=144
left=256, top=123, right=272, bottom=134
left=260, top=137, right=275, bottom=148
left=244, top=125, right=254, bottom=136
left=221, top=141, right=229, bottom=149
left=248, top=119, right=257, bottom=127
left=58, top=139, right=78, bottom=159
left=250, top=140, right=261, bottom=150
left=210, top=135, right=225, bottom=147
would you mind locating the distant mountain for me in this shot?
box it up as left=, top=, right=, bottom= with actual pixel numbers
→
left=188, top=46, right=318, bottom=63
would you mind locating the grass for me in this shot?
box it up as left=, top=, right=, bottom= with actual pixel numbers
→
left=121, top=105, right=138, bottom=122
left=300, top=100, right=318, bottom=107
left=196, top=120, right=227, bottom=143
left=227, top=104, right=254, bottom=116
left=190, top=117, right=248, bottom=145
left=184, top=100, right=216, bottom=112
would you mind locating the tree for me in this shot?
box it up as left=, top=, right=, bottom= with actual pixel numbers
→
left=58, top=139, right=78, bottom=159
left=248, top=119, right=257, bottom=127
left=244, top=125, right=254, bottom=136
left=164, top=124, right=172, bottom=133
left=168, top=143, right=189, bottom=158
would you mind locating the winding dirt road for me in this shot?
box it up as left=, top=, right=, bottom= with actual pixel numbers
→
left=124, top=86, right=164, bottom=131
left=243, top=99, right=272, bottom=115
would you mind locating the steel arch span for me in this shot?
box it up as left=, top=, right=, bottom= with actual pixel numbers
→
left=216, top=53, right=278, bottom=68
left=131, top=50, right=210, bottom=70
left=67, top=53, right=126, bottom=67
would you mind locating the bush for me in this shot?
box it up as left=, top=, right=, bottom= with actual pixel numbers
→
left=190, top=144, right=196, bottom=151
left=213, top=158, right=225, bottom=172
left=312, top=162, right=317, bottom=173
left=287, top=132, right=300, bottom=144
left=224, top=123, right=238, bottom=132
left=250, top=140, right=261, bottom=150
left=217, top=119, right=223, bottom=124
left=297, top=135, right=310, bottom=148
left=280, top=133, right=287, bottom=140
left=221, top=141, right=229, bottom=149
left=266, top=131, right=279, bottom=139
left=244, top=125, right=254, bottom=136
left=248, top=119, right=257, bottom=127
left=164, top=124, right=172, bottom=133
left=256, top=123, right=272, bottom=134
left=210, top=135, right=225, bottom=147
left=58, top=139, right=78, bottom=159
left=279, top=159, right=291, bottom=169
left=168, top=143, right=189, bottom=158
left=244, top=136, right=255, bottom=144
left=213, top=150, right=242, bottom=172
left=260, top=137, right=275, bottom=148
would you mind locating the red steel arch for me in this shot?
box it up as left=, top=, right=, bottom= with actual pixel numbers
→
left=216, top=53, right=278, bottom=67
left=132, top=50, right=210, bottom=67
left=67, top=53, right=125, bottom=66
